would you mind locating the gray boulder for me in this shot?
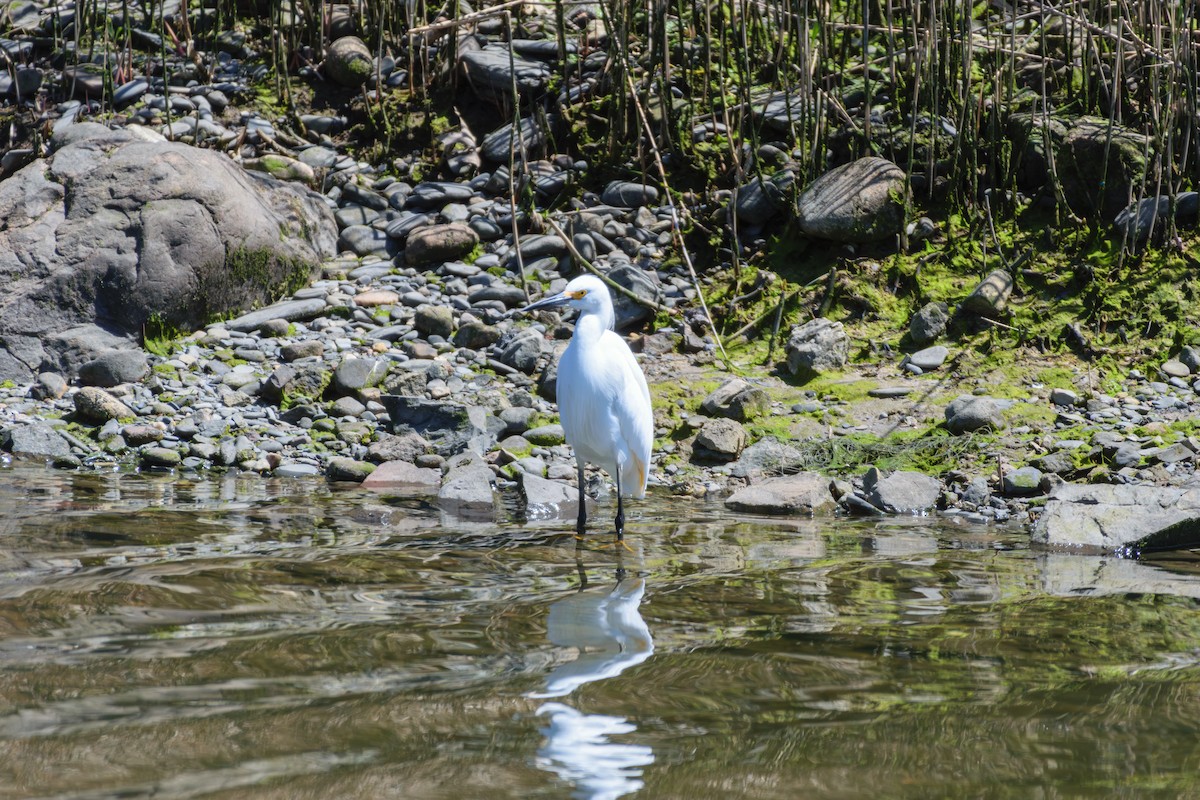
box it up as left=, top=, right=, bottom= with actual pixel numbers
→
left=1, top=423, right=71, bottom=458
left=325, top=36, right=373, bottom=86
left=862, top=467, right=940, bottom=514
left=362, top=459, right=442, bottom=491
left=381, top=395, right=503, bottom=456
left=608, top=264, right=662, bottom=330
left=1058, top=117, right=1150, bottom=220
left=73, top=386, right=135, bottom=423
left=797, top=157, right=907, bottom=242
left=701, top=378, right=769, bottom=422
left=693, top=418, right=748, bottom=462
left=945, top=395, right=1011, bottom=434
left=908, top=301, right=949, bottom=345
left=438, top=463, right=497, bottom=517
left=724, top=472, right=837, bottom=515
left=0, top=123, right=336, bottom=380
left=517, top=471, right=589, bottom=521
left=405, top=223, right=479, bottom=267
left=494, top=327, right=550, bottom=374
left=332, top=357, right=389, bottom=395
left=1032, top=483, right=1200, bottom=553
left=77, top=350, right=148, bottom=387
left=785, top=318, right=849, bottom=377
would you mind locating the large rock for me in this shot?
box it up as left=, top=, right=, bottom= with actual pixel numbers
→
left=785, top=318, right=849, bottom=377
left=1032, top=483, right=1200, bottom=554
left=0, top=123, right=336, bottom=380
left=438, top=463, right=497, bottom=518
left=724, top=472, right=837, bottom=515
left=692, top=418, right=748, bottom=462
left=362, top=459, right=442, bottom=491
left=944, top=395, right=1010, bottom=433
left=862, top=467, right=941, bottom=514
left=1, top=423, right=72, bottom=458
left=460, top=47, right=550, bottom=101
left=404, top=223, right=479, bottom=267
left=796, top=157, right=907, bottom=242
left=481, top=117, right=547, bottom=163
left=608, top=264, right=662, bottom=331
left=517, top=471, right=589, bottom=521
left=1058, top=117, right=1150, bottom=220
left=381, top=395, right=503, bottom=456
left=701, top=378, right=769, bottom=422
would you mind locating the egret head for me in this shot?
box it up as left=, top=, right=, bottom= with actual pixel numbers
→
left=520, top=275, right=615, bottom=329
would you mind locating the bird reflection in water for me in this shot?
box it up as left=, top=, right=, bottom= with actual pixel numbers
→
left=530, top=558, right=655, bottom=800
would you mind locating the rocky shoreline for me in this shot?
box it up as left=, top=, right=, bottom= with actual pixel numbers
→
left=3, top=2, right=1200, bottom=556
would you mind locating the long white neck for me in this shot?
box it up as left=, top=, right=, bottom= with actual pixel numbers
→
left=572, top=307, right=613, bottom=347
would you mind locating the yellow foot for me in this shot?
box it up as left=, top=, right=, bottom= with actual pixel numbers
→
left=593, top=538, right=635, bottom=554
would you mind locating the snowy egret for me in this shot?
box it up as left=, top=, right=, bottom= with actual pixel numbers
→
left=521, top=275, right=653, bottom=541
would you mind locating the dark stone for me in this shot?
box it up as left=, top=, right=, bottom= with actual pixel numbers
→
left=77, top=350, right=149, bottom=387
left=381, top=395, right=503, bottom=456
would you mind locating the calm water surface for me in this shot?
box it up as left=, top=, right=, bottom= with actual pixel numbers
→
left=1, top=464, right=1200, bottom=799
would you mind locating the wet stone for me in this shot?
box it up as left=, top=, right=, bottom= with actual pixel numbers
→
left=141, top=447, right=182, bottom=469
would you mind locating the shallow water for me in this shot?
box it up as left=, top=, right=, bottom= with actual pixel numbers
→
left=1, top=465, right=1199, bottom=799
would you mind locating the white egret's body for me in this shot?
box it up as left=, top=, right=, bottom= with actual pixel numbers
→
left=521, top=275, right=653, bottom=539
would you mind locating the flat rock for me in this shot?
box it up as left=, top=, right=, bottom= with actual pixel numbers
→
left=1032, top=483, right=1200, bottom=553
left=862, top=468, right=941, bottom=514
left=945, top=395, right=1010, bottom=433
left=438, top=464, right=497, bottom=517
left=362, top=459, right=441, bottom=490
left=227, top=298, right=329, bottom=332
left=518, top=471, right=588, bottom=521
left=354, top=290, right=400, bottom=307
left=906, top=345, right=949, bottom=371
left=1, top=423, right=71, bottom=458
left=724, top=472, right=837, bottom=515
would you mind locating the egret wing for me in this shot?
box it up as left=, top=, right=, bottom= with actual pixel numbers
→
left=606, top=331, right=653, bottom=498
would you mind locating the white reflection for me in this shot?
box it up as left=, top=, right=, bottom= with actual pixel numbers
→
left=531, top=576, right=656, bottom=800
left=530, top=577, right=654, bottom=699
left=536, top=702, right=655, bottom=800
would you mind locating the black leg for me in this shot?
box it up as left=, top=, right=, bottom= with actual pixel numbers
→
left=615, top=470, right=625, bottom=541
left=575, top=463, right=587, bottom=536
